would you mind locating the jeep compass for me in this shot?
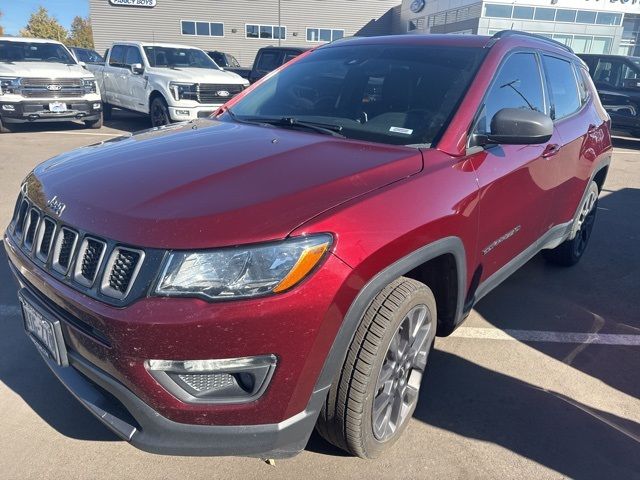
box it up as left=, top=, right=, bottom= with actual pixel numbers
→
left=4, top=31, right=612, bottom=459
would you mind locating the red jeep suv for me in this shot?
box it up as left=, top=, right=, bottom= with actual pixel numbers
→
left=4, top=31, right=611, bottom=459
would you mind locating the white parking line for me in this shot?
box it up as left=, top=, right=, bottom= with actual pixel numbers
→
left=451, top=327, right=640, bottom=346
left=33, top=131, right=120, bottom=137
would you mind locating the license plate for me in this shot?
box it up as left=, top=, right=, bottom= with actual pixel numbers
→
left=20, top=294, right=68, bottom=366
left=49, top=102, right=67, bottom=113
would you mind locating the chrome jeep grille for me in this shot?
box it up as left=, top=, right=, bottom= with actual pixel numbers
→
left=196, top=84, right=244, bottom=104
left=9, top=193, right=146, bottom=303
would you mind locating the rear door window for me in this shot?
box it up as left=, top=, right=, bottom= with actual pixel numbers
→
left=124, top=46, right=143, bottom=67
left=474, top=52, right=545, bottom=135
left=109, top=45, right=125, bottom=68
left=256, top=51, right=282, bottom=72
left=543, top=55, right=581, bottom=120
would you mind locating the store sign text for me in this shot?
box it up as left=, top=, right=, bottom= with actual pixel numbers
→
left=109, top=0, right=157, bottom=7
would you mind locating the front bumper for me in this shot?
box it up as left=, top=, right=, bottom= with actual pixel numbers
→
left=0, top=99, right=102, bottom=123
left=4, top=232, right=352, bottom=456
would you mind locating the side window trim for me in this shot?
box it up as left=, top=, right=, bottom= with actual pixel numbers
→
left=467, top=48, right=547, bottom=148
left=541, top=53, right=584, bottom=123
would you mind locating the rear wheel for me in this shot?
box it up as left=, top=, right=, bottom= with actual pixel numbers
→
left=543, top=181, right=599, bottom=266
left=84, top=112, right=103, bottom=129
left=150, top=97, right=171, bottom=128
left=316, top=277, right=437, bottom=458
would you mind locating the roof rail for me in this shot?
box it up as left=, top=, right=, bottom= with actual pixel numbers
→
left=490, top=30, right=574, bottom=53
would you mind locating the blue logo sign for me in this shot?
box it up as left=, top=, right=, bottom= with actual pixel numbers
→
left=410, top=0, right=426, bottom=13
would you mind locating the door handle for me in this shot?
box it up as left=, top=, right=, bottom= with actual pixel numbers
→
left=542, top=143, right=561, bottom=158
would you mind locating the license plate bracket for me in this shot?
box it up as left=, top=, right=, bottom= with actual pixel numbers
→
left=49, top=102, right=67, bottom=113
left=19, top=291, right=68, bottom=367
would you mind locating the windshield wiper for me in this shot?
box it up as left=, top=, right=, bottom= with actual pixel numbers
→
left=247, top=116, right=345, bottom=138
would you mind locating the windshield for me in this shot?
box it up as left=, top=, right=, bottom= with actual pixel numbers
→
left=74, top=48, right=104, bottom=64
left=227, top=44, right=485, bottom=147
left=144, top=46, right=219, bottom=69
left=0, top=41, right=75, bottom=64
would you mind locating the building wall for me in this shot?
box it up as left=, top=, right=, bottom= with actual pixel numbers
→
left=90, top=0, right=400, bottom=66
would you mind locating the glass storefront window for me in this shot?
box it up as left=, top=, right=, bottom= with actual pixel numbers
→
left=576, top=10, right=597, bottom=24
left=556, top=9, right=577, bottom=23
left=596, top=12, right=622, bottom=25
left=572, top=36, right=592, bottom=54
left=513, top=6, right=534, bottom=19
left=592, top=36, right=613, bottom=53
left=485, top=4, right=512, bottom=18
left=553, top=34, right=573, bottom=48
left=534, top=8, right=556, bottom=21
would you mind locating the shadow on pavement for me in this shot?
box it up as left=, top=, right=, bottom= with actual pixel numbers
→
left=0, top=241, right=117, bottom=442
left=415, top=349, right=640, bottom=479
left=612, top=135, right=640, bottom=150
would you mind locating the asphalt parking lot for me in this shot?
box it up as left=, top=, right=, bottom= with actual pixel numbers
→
left=0, top=112, right=638, bottom=480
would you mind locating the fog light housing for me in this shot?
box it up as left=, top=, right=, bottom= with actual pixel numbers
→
left=146, top=355, right=277, bottom=404
left=92, top=103, right=101, bottom=110
left=2, top=104, right=15, bottom=111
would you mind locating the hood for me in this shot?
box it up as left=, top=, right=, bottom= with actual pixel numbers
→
left=25, top=120, right=423, bottom=249
left=148, top=67, right=246, bottom=85
left=0, top=61, right=93, bottom=79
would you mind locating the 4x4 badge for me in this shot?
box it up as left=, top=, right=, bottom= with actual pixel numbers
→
left=46, top=195, right=66, bottom=217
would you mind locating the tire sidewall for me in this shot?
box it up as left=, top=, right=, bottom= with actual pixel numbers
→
left=151, top=97, right=170, bottom=127
left=359, top=287, right=437, bottom=458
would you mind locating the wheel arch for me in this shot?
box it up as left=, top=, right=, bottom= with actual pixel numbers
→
left=313, top=237, right=467, bottom=395
left=148, top=90, right=167, bottom=111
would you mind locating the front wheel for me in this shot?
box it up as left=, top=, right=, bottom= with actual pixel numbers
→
left=543, top=181, right=599, bottom=266
left=316, top=277, right=437, bottom=458
left=150, top=97, right=171, bottom=128
left=84, top=112, right=103, bottom=129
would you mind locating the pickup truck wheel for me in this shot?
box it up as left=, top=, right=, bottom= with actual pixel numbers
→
left=316, top=277, right=437, bottom=458
left=84, top=112, right=103, bottom=129
left=543, top=181, right=599, bottom=266
left=150, top=97, right=171, bottom=128
left=0, top=117, right=13, bottom=133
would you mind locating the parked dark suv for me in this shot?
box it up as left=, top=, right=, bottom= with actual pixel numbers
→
left=5, top=31, right=611, bottom=459
left=579, top=53, right=640, bottom=136
left=248, top=46, right=308, bottom=83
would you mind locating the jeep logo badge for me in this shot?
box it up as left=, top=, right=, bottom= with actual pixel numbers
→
left=46, top=195, right=66, bottom=217
left=217, top=90, right=230, bottom=97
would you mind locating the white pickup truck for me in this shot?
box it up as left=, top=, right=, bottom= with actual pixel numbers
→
left=88, top=41, right=249, bottom=127
left=0, top=36, right=102, bottom=133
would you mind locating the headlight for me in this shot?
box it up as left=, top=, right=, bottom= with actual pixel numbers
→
left=0, top=77, right=20, bottom=95
left=83, top=79, right=97, bottom=94
left=155, top=234, right=332, bottom=300
left=170, top=82, right=198, bottom=101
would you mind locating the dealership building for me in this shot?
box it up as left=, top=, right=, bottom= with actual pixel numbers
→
left=401, top=0, right=639, bottom=55
left=90, top=0, right=401, bottom=66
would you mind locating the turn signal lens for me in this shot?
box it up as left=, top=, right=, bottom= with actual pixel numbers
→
left=273, top=242, right=329, bottom=293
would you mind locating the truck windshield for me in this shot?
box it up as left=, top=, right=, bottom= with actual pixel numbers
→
left=227, top=44, right=486, bottom=147
left=0, top=41, right=75, bottom=64
left=144, top=46, right=219, bottom=69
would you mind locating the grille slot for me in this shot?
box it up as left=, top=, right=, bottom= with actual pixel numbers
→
left=102, top=248, right=144, bottom=299
left=23, top=208, right=41, bottom=251
left=74, top=237, right=107, bottom=287
left=14, top=199, right=30, bottom=238
left=196, top=84, right=244, bottom=104
left=35, top=217, right=57, bottom=262
left=52, top=227, right=79, bottom=274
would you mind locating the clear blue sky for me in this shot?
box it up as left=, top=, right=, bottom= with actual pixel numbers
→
left=0, top=0, right=89, bottom=35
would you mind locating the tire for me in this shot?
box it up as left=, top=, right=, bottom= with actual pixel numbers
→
left=0, top=117, right=13, bottom=133
left=543, top=181, right=599, bottom=267
left=84, top=112, right=103, bottom=129
left=103, top=103, right=113, bottom=121
left=150, top=96, right=171, bottom=128
left=316, top=277, right=437, bottom=458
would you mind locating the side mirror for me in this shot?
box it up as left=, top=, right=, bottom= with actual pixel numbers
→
left=131, top=63, right=144, bottom=75
left=78, top=61, right=87, bottom=68
left=477, top=108, right=553, bottom=146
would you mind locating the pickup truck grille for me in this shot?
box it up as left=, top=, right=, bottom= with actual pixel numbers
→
left=21, top=77, right=85, bottom=98
left=9, top=193, right=146, bottom=303
left=196, top=84, right=244, bottom=104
